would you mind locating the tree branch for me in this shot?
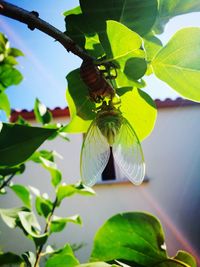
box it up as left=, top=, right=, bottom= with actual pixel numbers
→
left=0, top=1, right=92, bottom=61
left=0, top=173, right=15, bottom=190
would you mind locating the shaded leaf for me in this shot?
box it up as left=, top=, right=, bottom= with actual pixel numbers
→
left=0, top=91, right=10, bottom=117
left=153, top=0, right=200, bottom=34
left=10, top=184, right=31, bottom=208
left=0, top=123, right=56, bottom=167
left=56, top=182, right=95, bottom=206
left=45, top=244, right=79, bottom=267
left=0, top=163, right=25, bottom=176
left=35, top=195, right=53, bottom=218
left=0, top=252, right=23, bottom=265
left=91, top=212, right=167, bottom=266
left=50, top=214, right=82, bottom=233
left=34, top=98, right=52, bottom=125
left=174, top=250, right=197, bottom=267
left=77, top=263, right=120, bottom=267
left=152, top=28, right=200, bottom=102
left=143, top=35, right=163, bottom=62
left=80, top=0, right=158, bottom=36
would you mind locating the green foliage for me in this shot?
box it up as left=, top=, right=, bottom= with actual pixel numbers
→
left=90, top=212, right=197, bottom=267
left=0, top=91, right=10, bottom=117
left=10, top=184, right=31, bottom=208
left=0, top=252, right=23, bottom=265
left=50, top=214, right=82, bottom=233
left=34, top=98, right=52, bottom=125
left=153, top=0, right=200, bottom=34
left=0, top=123, right=56, bottom=167
left=152, top=27, right=200, bottom=102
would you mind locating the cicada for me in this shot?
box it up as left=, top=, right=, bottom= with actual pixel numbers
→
left=80, top=101, right=145, bottom=186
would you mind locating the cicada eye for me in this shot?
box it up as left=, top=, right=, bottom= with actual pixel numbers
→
left=80, top=120, right=110, bottom=186
left=112, top=118, right=145, bottom=185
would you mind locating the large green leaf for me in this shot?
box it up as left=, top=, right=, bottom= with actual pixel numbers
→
left=153, top=0, right=200, bottom=34
left=118, top=88, right=157, bottom=141
left=90, top=212, right=167, bottom=266
left=45, top=244, right=79, bottom=267
left=0, top=91, right=10, bottom=117
left=152, top=27, right=200, bottom=102
left=0, top=123, right=56, bottom=167
left=80, top=0, right=157, bottom=36
left=173, top=251, right=197, bottom=267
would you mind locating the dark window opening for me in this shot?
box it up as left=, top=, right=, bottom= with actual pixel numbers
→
left=102, top=147, right=116, bottom=181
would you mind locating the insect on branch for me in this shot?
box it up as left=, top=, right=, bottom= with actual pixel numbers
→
left=0, top=0, right=93, bottom=61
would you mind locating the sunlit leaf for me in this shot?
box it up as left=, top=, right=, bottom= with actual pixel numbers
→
left=22, top=251, right=36, bottom=267
left=91, top=212, right=167, bottom=266
left=153, top=0, right=200, bottom=34
left=0, top=32, right=9, bottom=53
left=0, top=91, right=10, bottom=117
left=56, top=182, right=95, bottom=206
left=10, top=184, right=31, bottom=208
left=63, top=6, right=82, bottom=17
left=45, top=244, right=79, bottom=267
left=0, top=207, right=27, bottom=228
left=118, top=88, right=157, bottom=141
left=8, top=47, right=24, bottom=57
left=50, top=214, right=82, bottom=233
left=0, top=123, right=56, bottom=167
left=152, top=28, right=200, bottom=102
left=0, top=64, right=23, bottom=90
left=174, top=251, right=197, bottom=267
left=39, top=157, right=62, bottom=187
left=34, top=98, right=52, bottom=125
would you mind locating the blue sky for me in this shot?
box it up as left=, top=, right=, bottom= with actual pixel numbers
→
left=0, top=1, right=200, bottom=110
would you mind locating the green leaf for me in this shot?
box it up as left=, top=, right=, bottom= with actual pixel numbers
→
left=80, top=0, right=158, bottom=36
left=39, top=157, right=62, bottom=187
left=56, top=182, right=95, bottom=206
left=153, top=0, right=200, bottom=34
left=0, top=32, right=9, bottom=53
left=77, top=263, right=120, bottom=267
left=63, top=68, right=96, bottom=133
left=63, top=6, right=82, bottom=16
left=4, top=55, right=18, bottom=65
left=30, top=150, right=56, bottom=163
left=34, top=98, right=52, bottom=125
left=90, top=212, right=167, bottom=266
left=10, top=184, right=31, bottom=208
left=0, top=123, right=56, bottom=167
left=0, top=64, right=23, bottom=89
left=0, top=252, right=23, bottom=265
left=45, top=244, right=79, bottom=267
left=35, top=195, right=53, bottom=218
left=50, top=214, right=82, bottom=233
left=118, top=88, right=157, bottom=141
left=152, top=27, right=200, bottom=102
left=0, top=163, right=25, bottom=176
left=0, top=91, right=11, bottom=117
left=22, top=251, right=36, bottom=267
left=174, top=250, right=197, bottom=267
left=0, top=207, right=27, bottom=228
left=8, top=47, right=24, bottom=57
left=143, top=35, right=163, bottom=62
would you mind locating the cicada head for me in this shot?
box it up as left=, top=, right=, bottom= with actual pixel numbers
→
left=96, top=102, right=123, bottom=145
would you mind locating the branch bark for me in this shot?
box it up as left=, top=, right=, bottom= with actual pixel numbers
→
left=0, top=1, right=92, bottom=61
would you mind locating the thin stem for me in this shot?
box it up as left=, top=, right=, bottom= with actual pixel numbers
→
left=34, top=197, right=58, bottom=267
left=0, top=1, right=92, bottom=61
left=0, top=173, right=15, bottom=190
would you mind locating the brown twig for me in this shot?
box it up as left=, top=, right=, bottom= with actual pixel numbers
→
left=0, top=1, right=92, bottom=61
left=0, top=173, right=15, bottom=190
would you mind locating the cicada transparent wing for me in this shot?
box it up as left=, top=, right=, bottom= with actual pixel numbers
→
left=80, top=120, right=110, bottom=186
left=112, top=118, right=145, bottom=185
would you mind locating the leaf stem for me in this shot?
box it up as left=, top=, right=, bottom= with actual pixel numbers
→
left=152, top=257, right=190, bottom=267
left=34, top=197, right=58, bottom=267
left=0, top=1, right=92, bottom=61
left=0, top=173, right=15, bottom=190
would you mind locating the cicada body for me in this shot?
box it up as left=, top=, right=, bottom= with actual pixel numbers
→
left=80, top=59, right=115, bottom=102
left=80, top=101, right=145, bottom=186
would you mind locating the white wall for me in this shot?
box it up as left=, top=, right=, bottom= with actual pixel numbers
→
left=1, top=105, right=200, bottom=264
